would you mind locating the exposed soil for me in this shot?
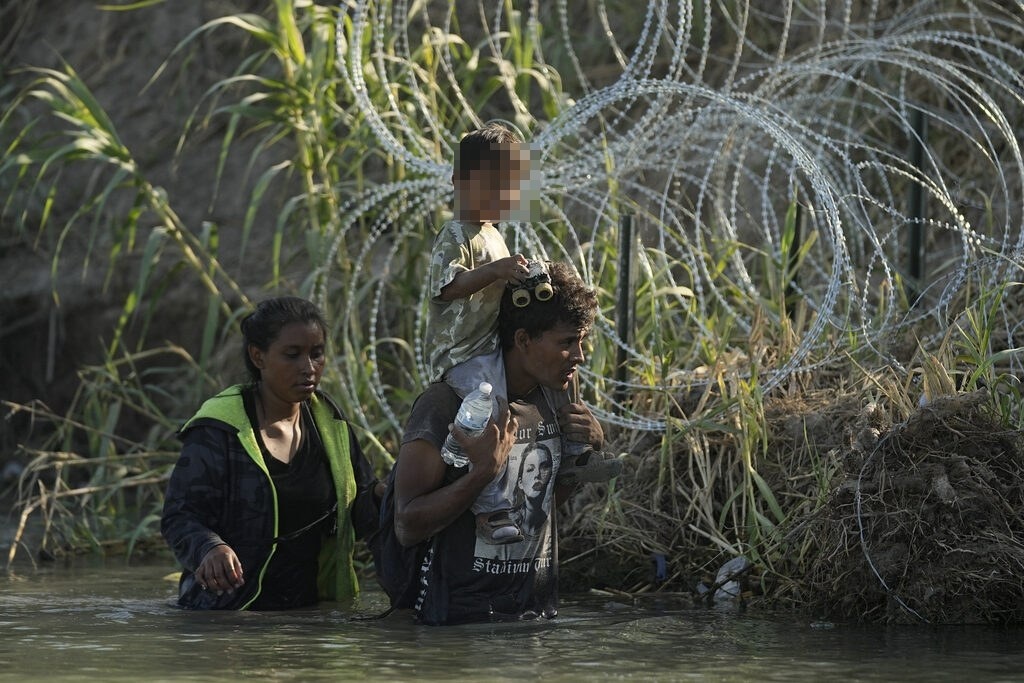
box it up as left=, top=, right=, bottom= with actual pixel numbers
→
left=778, top=390, right=1024, bottom=624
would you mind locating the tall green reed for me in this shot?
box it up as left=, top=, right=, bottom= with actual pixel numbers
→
left=1, top=2, right=1021, bottom=601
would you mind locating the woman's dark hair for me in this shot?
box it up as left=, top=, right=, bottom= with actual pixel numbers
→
left=498, top=261, right=598, bottom=350
left=240, top=296, right=328, bottom=383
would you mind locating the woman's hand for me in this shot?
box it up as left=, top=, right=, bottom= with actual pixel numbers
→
left=195, top=544, right=245, bottom=596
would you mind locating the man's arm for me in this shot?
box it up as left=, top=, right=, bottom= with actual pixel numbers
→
left=393, top=397, right=518, bottom=546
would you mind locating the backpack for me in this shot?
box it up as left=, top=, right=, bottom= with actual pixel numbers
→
left=367, top=468, right=429, bottom=610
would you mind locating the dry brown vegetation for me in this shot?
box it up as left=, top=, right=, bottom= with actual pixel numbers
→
left=2, top=2, right=1023, bottom=625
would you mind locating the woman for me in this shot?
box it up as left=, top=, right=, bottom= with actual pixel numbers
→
left=161, top=297, right=381, bottom=610
left=512, top=443, right=554, bottom=538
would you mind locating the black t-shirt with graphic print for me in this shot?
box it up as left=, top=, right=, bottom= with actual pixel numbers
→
left=401, top=381, right=563, bottom=625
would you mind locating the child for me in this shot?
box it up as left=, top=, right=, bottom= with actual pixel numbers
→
left=425, top=122, right=528, bottom=544
left=426, top=122, right=531, bottom=397
left=425, top=122, right=618, bottom=545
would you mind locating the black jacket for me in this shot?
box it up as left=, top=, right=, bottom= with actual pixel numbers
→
left=161, top=385, right=379, bottom=609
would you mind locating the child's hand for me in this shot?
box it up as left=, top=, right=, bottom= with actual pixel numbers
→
left=492, top=254, right=530, bottom=284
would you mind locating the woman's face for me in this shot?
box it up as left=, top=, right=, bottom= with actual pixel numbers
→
left=249, top=320, right=326, bottom=405
left=520, top=446, right=553, bottom=499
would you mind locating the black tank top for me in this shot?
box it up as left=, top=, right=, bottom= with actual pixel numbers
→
left=244, top=390, right=335, bottom=609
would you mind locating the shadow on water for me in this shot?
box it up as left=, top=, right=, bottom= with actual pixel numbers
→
left=1, top=559, right=1023, bottom=682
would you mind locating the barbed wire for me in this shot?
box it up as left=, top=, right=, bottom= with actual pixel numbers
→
left=330, top=1, right=1024, bottom=434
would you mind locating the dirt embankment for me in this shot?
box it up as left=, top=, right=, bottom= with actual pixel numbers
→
left=779, top=390, right=1024, bottom=624
left=1, top=1, right=273, bottom=461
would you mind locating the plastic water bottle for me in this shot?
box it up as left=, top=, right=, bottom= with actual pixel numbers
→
left=440, top=382, right=494, bottom=467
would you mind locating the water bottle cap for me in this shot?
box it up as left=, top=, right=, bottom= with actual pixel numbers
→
left=478, top=382, right=492, bottom=396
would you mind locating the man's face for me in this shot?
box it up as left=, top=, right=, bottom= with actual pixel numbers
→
left=520, top=321, right=588, bottom=392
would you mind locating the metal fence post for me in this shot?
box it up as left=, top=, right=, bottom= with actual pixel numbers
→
left=615, top=213, right=634, bottom=406
left=907, top=107, right=927, bottom=304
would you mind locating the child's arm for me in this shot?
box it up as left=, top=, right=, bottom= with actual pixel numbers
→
left=438, top=254, right=529, bottom=302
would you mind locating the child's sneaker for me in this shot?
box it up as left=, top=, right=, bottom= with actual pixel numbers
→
left=476, top=510, right=524, bottom=545
left=557, top=449, right=623, bottom=487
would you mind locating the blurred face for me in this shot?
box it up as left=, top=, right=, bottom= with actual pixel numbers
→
left=518, top=321, right=589, bottom=392
left=249, top=320, right=326, bottom=405
left=455, top=145, right=529, bottom=222
left=520, top=445, right=552, bottom=499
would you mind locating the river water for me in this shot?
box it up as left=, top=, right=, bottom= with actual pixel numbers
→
left=1, top=559, right=1022, bottom=682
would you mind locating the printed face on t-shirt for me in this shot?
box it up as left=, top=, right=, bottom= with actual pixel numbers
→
left=519, top=444, right=553, bottom=499
left=472, top=405, right=560, bottom=562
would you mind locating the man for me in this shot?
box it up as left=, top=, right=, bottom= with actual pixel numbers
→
left=394, top=261, right=613, bottom=624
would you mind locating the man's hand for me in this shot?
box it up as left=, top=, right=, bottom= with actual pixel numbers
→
left=557, top=401, right=604, bottom=449
left=395, top=395, right=519, bottom=547
left=451, top=395, right=518, bottom=480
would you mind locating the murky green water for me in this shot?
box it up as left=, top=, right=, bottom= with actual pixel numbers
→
left=1, top=560, right=1022, bottom=682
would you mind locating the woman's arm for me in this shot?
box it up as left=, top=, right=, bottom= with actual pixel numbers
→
left=160, top=427, right=230, bottom=571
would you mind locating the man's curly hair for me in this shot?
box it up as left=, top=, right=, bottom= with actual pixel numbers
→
left=498, top=261, right=598, bottom=350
